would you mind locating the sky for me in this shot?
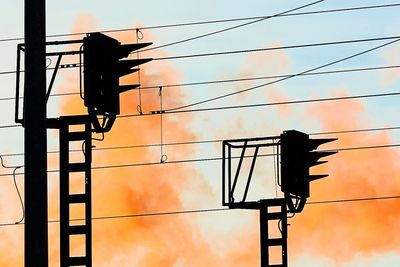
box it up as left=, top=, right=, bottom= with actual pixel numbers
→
left=1, top=0, right=400, bottom=266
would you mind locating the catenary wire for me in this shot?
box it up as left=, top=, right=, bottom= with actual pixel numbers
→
left=0, top=194, right=399, bottom=227
left=1, top=3, right=399, bottom=43
left=3, top=35, right=400, bottom=77
left=0, top=0, right=325, bottom=46
left=152, top=36, right=400, bottom=61
left=1, top=64, right=399, bottom=101
left=1, top=90, right=400, bottom=129
left=164, top=37, right=400, bottom=112
left=120, top=91, right=400, bottom=117
left=1, top=143, right=399, bottom=178
left=138, top=0, right=326, bottom=52
left=1, top=125, right=400, bottom=158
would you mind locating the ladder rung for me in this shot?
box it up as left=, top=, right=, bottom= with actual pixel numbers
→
left=68, top=256, right=88, bottom=266
left=267, top=212, right=285, bottom=220
left=68, top=225, right=87, bottom=235
left=60, top=115, right=89, bottom=125
left=68, top=131, right=87, bottom=141
left=268, top=238, right=284, bottom=246
left=68, top=162, right=88, bottom=172
left=69, top=194, right=87, bottom=204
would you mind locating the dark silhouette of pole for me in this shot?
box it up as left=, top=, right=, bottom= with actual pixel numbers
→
left=24, top=0, right=48, bottom=266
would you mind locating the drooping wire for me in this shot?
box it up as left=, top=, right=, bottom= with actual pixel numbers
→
left=91, top=116, right=106, bottom=141
left=46, top=58, right=52, bottom=68
left=272, top=139, right=278, bottom=198
left=0, top=156, right=24, bottom=224
left=159, top=87, right=167, bottom=163
left=136, top=29, right=144, bottom=115
left=276, top=140, right=281, bottom=187
left=79, top=44, right=85, bottom=100
left=12, top=166, right=24, bottom=224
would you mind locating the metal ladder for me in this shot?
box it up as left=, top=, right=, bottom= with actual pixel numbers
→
left=59, top=115, right=92, bottom=267
left=259, top=198, right=288, bottom=267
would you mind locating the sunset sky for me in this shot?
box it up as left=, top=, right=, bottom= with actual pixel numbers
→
left=1, top=1, right=400, bottom=266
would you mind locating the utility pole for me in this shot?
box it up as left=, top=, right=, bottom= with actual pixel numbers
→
left=24, top=0, right=48, bottom=266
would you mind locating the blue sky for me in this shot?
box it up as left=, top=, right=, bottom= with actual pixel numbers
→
left=1, top=1, right=400, bottom=266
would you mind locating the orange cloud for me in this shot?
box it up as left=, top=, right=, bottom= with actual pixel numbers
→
left=288, top=89, right=400, bottom=262
left=49, top=15, right=262, bottom=267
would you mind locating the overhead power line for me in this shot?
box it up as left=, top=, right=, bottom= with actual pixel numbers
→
left=1, top=90, right=400, bottom=130
left=1, top=143, right=399, bottom=178
left=164, top=38, right=400, bottom=112
left=1, top=194, right=399, bottom=227
left=0, top=124, right=20, bottom=129
left=1, top=2, right=399, bottom=44
left=0, top=0, right=325, bottom=46
left=153, top=36, right=400, bottom=61
left=1, top=64, right=399, bottom=102
left=4, top=35, right=399, bottom=77
left=141, top=0, right=326, bottom=52
left=1, top=125, right=400, bottom=158
left=119, top=91, right=400, bottom=117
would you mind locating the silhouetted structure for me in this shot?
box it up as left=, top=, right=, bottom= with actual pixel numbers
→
left=280, top=130, right=337, bottom=213
left=83, top=32, right=152, bottom=132
left=222, top=131, right=337, bottom=266
left=16, top=32, right=152, bottom=266
left=47, top=116, right=93, bottom=266
left=23, top=0, right=48, bottom=266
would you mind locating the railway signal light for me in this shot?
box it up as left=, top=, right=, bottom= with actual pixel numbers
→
left=280, top=130, right=337, bottom=213
left=83, top=32, right=152, bottom=132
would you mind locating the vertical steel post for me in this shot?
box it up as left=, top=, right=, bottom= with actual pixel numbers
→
left=24, top=0, right=48, bottom=266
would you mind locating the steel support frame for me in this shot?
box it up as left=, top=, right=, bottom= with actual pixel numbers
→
left=222, top=136, right=280, bottom=208
left=59, top=115, right=92, bottom=267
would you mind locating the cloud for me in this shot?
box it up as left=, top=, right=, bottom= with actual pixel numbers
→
left=288, top=89, right=400, bottom=262
left=381, top=44, right=400, bottom=86
left=48, top=15, right=264, bottom=267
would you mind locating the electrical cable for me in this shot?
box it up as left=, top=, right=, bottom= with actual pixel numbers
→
left=0, top=194, right=399, bottom=227
left=121, top=91, right=400, bottom=117
left=3, top=35, right=400, bottom=77
left=1, top=143, right=399, bottom=178
left=138, top=0, right=326, bottom=52
left=0, top=124, right=20, bottom=129
left=12, top=166, right=24, bottom=224
left=1, top=64, right=400, bottom=101
left=0, top=156, right=24, bottom=224
left=152, top=36, right=400, bottom=61
left=3, top=89, right=400, bottom=130
left=1, top=125, right=400, bottom=158
left=272, top=139, right=278, bottom=198
left=1, top=3, right=400, bottom=44
left=163, top=38, right=400, bottom=112
left=158, top=87, right=168, bottom=163
left=136, top=29, right=145, bottom=115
